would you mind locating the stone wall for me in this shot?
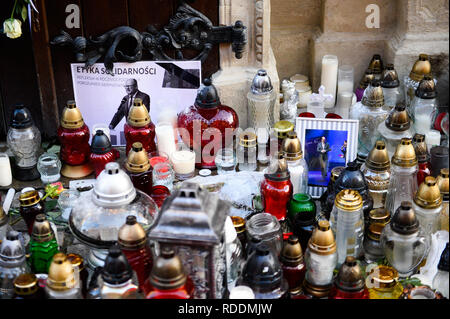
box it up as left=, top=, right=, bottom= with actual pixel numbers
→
left=271, top=0, right=449, bottom=105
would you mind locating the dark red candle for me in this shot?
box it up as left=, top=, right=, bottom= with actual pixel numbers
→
left=417, top=161, right=431, bottom=186
left=177, top=78, right=238, bottom=169
left=280, top=236, right=306, bottom=295
left=125, top=142, right=153, bottom=196
left=90, top=130, right=119, bottom=177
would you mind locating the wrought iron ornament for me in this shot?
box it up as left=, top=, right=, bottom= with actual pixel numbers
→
left=51, top=1, right=247, bottom=74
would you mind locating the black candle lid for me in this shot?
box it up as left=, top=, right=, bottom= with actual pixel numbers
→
left=10, top=104, right=33, bottom=129
left=91, top=130, right=112, bottom=154
left=437, top=243, right=449, bottom=272
left=242, top=244, right=282, bottom=288
left=195, top=78, right=220, bottom=109
left=390, top=201, right=419, bottom=235
left=101, top=244, right=133, bottom=285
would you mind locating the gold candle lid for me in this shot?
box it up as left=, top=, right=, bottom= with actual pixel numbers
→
left=238, top=132, right=257, bottom=148
left=47, top=253, right=77, bottom=291
left=307, top=220, right=336, bottom=256
left=335, top=256, right=365, bottom=292
left=416, top=75, right=437, bottom=99
left=125, top=142, right=151, bottom=173
left=274, top=121, right=294, bottom=139
left=365, top=141, right=390, bottom=171
left=359, top=69, right=375, bottom=89
left=60, top=100, right=84, bottom=129
left=13, top=274, right=38, bottom=295
left=118, top=215, right=147, bottom=249
left=331, top=166, right=345, bottom=183
left=392, top=138, right=417, bottom=167
left=149, top=247, right=186, bottom=291
left=302, top=278, right=332, bottom=298
left=231, top=216, right=246, bottom=234
left=409, top=54, right=432, bottom=82
left=414, top=176, right=443, bottom=209
left=412, top=133, right=430, bottom=163
left=31, top=214, right=55, bottom=243
left=280, top=235, right=303, bottom=266
left=281, top=131, right=303, bottom=161
left=368, top=54, right=383, bottom=75
left=367, top=265, right=398, bottom=290
left=127, top=98, right=151, bottom=127
left=385, top=103, right=410, bottom=132
left=19, top=190, right=41, bottom=207
left=369, top=208, right=391, bottom=225
left=436, top=168, right=449, bottom=201
left=362, top=80, right=384, bottom=108
left=334, top=189, right=363, bottom=211
left=367, top=223, right=384, bottom=241
left=66, top=253, right=85, bottom=270
left=381, top=64, right=399, bottom=88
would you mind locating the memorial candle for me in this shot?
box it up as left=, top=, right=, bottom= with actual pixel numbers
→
left=320, top=55, right=339, bottom=108
left=170, top=149, right=196, bottom=180
left=156, top=122, right=177, bottom=158
left=0, top=153, right=12, bottom=187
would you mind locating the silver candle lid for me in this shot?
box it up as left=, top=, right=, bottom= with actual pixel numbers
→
left=92, top=162, right=136, bottom=208
left=251, top=69, right=273, bottom=95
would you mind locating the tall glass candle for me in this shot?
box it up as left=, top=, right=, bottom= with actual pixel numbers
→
left=337, top=65, right=354, bottom=96
left=320, top=55, right=339, bottom=108
left=156, top=122, right=177, bottom=158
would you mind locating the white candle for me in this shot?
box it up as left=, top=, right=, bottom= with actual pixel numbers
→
left=229, top=286, right=255, bottom=299
left=0, top=153, right=12, bottom=187
left=171, top=150, right=195, bottom=178
left=425, top=130, right=441, bottom=150
left=320, top=55, right=339, bottom=108
left=297, top=86, right=312, bottom=108
left=415, top=114, right=433, bottom=135
left=155, top=122, right=177, bottom=157
left=335, top=92, right=353, bottom=119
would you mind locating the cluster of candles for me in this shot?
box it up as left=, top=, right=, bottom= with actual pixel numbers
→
left=0, top=52, right=449, bottom=300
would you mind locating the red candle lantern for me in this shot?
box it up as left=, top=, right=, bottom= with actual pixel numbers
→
left=329, top=256, right=369, bottom=299
left=124, top=142, right=153, bottom=197
left=90, top=130, right=120, bottom=177
left=261, top=152, right=293, bottom=221
left=177, top=78, right=239, bottom=169
left=57, top=100, right=93, bottom=178
left=124, top=98, right=156, bottom=156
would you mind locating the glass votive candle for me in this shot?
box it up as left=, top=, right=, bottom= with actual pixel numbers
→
left=337, top=65, right=354, bottom=95
left=92, top=124, right=111, bottom=141
left=215, top=148, right=237, bottom=175
left=57, top=189, right=81, bottom=221
left=425, top=130, right=441, bottom=150
left=148, top=151, right=169, bottom=168
left=152, top=162, right=174, bottom=191
left=297, top=86, right=312, bottom=109
left=37, top=153, right=62, bottom=184
left=170, top=148, right=196, bottom=180
left=307, top=100, right=324, bottom=118
left=150, top=185, right=171, bottom=208
left=0, top=153, right=13, bottom=187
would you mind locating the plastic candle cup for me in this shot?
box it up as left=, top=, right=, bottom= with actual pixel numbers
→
left=155, top=122, right=177, bottom=158
left=320, top=55, right=339, bottom=108
left=337, top=65, right=354, bottom=95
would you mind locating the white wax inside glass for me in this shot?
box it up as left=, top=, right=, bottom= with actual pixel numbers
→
left=0, top=154, right=12, bottom=187
left=425, top=130, right=441, bottom=150
left=171, top=150, right=195, bottom=174
left=338, top=80, right=354, bottom=95
left=320, top=55, right=339, bottom=108
left=298, top=88, right=312, bottom=108
left=157, top=108, right=178, bottom=128
left=414, top=114, right=433, bottom=135
left=156, top=123, right=177, bottom=157
left=335, top=92, right=353, bottom=119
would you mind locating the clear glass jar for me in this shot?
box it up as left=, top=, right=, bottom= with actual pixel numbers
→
left=412, top=98, right=438, bottom=135
left=7, top=125, right=41, bottom=168
left=385, top=165, right=418, bottom=215
left=57, top=189, right=81, bottom=221
left=45, top=287, right=82, bottom=299
left=382, top=87, right=403, bottom=111
left=237, top=132, right=257, bottom=172
left=304, top=249, right=337, bottom=286
left=100, top=280, right=139, bottom=299
left=363, top=223, right=385, bottom=264
left=246, top=213, right=283, bottom=256
left=37, top=153, right=62, bottom=184
left=225, top=217, right=244, bottom=291
left=152, top=162, right=174, bottom=191
left=361, top=165, right=390, bottom=209
left=286, top=159, right=308, bottom=195
left=215, top=148, right=237, bottom=175
left=412, top=204, right=442, bottom=236
left=378, top=122, right=414, bottom=159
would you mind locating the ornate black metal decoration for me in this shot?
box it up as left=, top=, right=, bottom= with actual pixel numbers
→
left=51, top=1, right=246, bottom=74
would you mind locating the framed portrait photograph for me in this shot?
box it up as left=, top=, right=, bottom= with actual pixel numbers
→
left=295, top=117, right=359, bottom=198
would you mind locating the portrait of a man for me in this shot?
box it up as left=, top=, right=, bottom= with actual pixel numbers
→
left=304, top=129, right=348, bottom=187
left=109, top=78, right=151, bottom=130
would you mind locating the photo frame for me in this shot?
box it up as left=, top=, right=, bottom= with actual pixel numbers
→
left=295, top=117, right=359, bottom=198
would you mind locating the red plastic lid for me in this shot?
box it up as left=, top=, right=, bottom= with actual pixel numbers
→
left=298, top=112, right=315, bottom=118
left=434, top=112, right=446, bottom=132
left=326, top=113, right=342, bottom=119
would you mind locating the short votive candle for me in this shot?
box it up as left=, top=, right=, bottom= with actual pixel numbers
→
left=171, top=149, right=196, bottom=180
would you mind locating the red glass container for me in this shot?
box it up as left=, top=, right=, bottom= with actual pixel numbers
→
left=413, top=134, right=431, bottom=186
left=325, top=113, right=343, bottom=119
left=329, top=286, right=370, bottom=299
left=144, top=247, right=191, bottom=299
left=148, top=151, right=169, bottom=168
left=329, top=256, right=369, bottom=299
left=261, top=153, right=293, bottom=221
left=124, top=98, right=156, bottom=155
left=90, top=130, right=120, bottom=177
left=118, top=216, right=153, bottom=292
left=57, top=101, right=92, bottom=178
left=125, top=142, right=153, bottom=196
left=150, top=185, right=171, bottom=208
left=298, top=112, right=316, bottom=118
left=417, top=161, right=431, bottom=186
left=19, top=191, right=44, bottom=235
left=177, top=78, right=239, bottom=169
left=281, top=236, right=306, bottom=295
